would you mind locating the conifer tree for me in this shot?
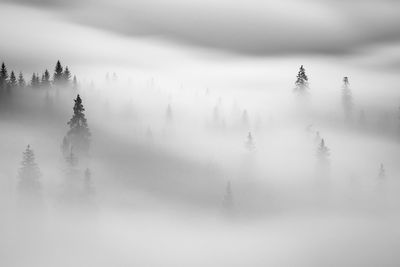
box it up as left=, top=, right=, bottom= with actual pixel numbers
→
left=41, top=69, right=51, bottom=88
left=294, top=65, right=309, bottom=94
left=17, top=145, right=41, bottom=198
left=222, top=181, right=234, bottom=214
left=53, top=60, right=63, bottom=85
left=31, top=73, right=40, bottom=88
left=63, top=66, right=71, bottom=84
left=342, top=77, right=353, bottom=121
left=8, top=71, right=17, bottom=91
left=66, top=95, right=91, bottom=154
left=72, top=75, right=78, bottom=90
left=0, top=62, right=9, bottom=90
left=245, top=132, right=255, bottom=151
left=317, top=138, right=330, bottom=164
left=18, top=72, right=25, bottom=88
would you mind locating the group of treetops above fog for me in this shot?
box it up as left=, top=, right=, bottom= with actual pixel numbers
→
left=0, top=61, right=390, bottom=211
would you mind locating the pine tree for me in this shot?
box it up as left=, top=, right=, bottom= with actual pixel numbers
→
left=8, top=71, right=17, bottom=90
left=41, top=69, right=51, bottom=88
left=317, top=138, right=330, bottom=164
left=0, top=62, right=9, bottom=90
left=18, top=72, right=26, bottom=88
left=53, top=60, right=63, bottom=85
left=294, top=65, right=309, bottom=94
left=245, top=132, right=255, bottom=151
left=66, top=94, right=91, bottom=154
left=63, top=66, right=71, bottom=84
left=17, top=145, right=41, bottom=198
left=31, top=73, right=40, bottom=88
left=72, top=75, right=78, bottom=90
left=222, top=181, right=234, bottom=214
left=342, top=76, right=353, bottom=121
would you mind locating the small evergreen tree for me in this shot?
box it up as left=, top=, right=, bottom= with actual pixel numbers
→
left=342, top=77, right=353, bottom=121
left=63, top=66, right=71, bottom=84
left=0, top=62, right=9, bottom=90
left=41, top=69, right=51, bottom=88
left=66, top=95, right=91, bottom=154
left=72, top=75, right=78, bottom=90
left=294, top=65, right=309, bottom=94
left=53, top=60, right=63, bottom=85
left=222, top=181, right=234, bottom=214
left=18, top=72, right=26, bottom=88
left=8, top=71, right=17, bottom=92
left=31, top=73, right=40, bottom=88
left=17, top=145, right=41, bottom=198
left=317, top=138, right=330, bottom=164
left=245, top=132, right=255, bottom=151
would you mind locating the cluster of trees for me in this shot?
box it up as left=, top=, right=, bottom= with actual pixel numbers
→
left=0, top=60, right=78, bottom=94
left=17, top=94, right=93, bottom=209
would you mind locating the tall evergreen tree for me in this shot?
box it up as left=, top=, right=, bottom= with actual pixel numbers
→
left=17, top=145, right=41, bottom=199
left=66, top=95, right=91, bottom=154
left=53, top=60, right=63, bottom=85
left=18, top=72, right=25, bottom=88
left=8, top=71, right=17, bottom=90
left=63, top=66, right=71, bottom=84
left=84, top=168, right=95, bottom=197
left=0, top=62, right=9, bottom=90
left=342, top=76, right=353, bottom=121
left=294, top=65, right=309, bottom=94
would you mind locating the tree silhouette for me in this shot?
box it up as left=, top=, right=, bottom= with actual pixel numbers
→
left=66, top=94, right=91, bottom=155
left=31, top=73, right=40, bottom=88
left=342, top=77, right=353, bottom=121
left=378, top=163, right=385, bottom=180
left=41, top=69, right=51, bottom=88
left=63, top=66, right=71, bottom=84
left=0, top=62, right=9, bottom=91
left=53, top=60, right=63, bottom=85
left=245, top=132, right=255, bottom=151
left=18, top=72, right=26, bottom=88
left=17, top=145, right=41, bottom=200
left=294, top=65, right=309, bottom=94
left=317, top=138, right=330, bottom=165
left=72, top=75, right=78, bottom=90
left=84, top=168, right=95, bottom=197
left=8, top=71, right=17, bottom=92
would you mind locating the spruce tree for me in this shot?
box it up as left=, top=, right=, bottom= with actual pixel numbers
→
left=245, top=132, right=255, bottom=151
left=31, top=73, right=40, bottom=88
left=342, top=77, right=353, bottom=121
left=63, top=66, right=71, bottom=84
left=17, top=145, right=41, bottom=198
left=9, top=71, right=17, bottom=90
left=0, top=62, right=9, bottom=90
left=317, top=138, right=330, bottom=164
left=294, top=65, right=309, bottom=94
left=66, top=94, right=91, bottom=154
left=41, top=69, right=51, bottom=88
left=18, top=72, right=26, bottom=88
left=53, top=60, right=63, bottom=85
left=72, top=75, right=78, bottom=90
